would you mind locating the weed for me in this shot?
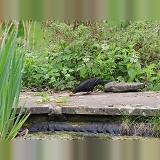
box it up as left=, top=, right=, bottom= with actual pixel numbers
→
left=35, top=93, right=50, bottom=103
left=42, top=93, right=50, bottom=102
left=150, top=111, right=160, bottom=137
left=54, top=97, right=69, bottom=103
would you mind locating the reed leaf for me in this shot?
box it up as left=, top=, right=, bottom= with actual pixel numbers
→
left=0, top=27, right=30, bottom=140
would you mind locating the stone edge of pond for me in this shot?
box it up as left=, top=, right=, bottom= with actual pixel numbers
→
left=16, top=103, right=160, bottom=116
left=60, top=105, right=160, bottom=116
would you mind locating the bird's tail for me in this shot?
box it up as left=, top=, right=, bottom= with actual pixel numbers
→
left=99, top=80, right=112, bottom=84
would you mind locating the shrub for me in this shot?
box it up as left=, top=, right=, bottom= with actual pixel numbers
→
left=23, top=21, right=160, bottom=91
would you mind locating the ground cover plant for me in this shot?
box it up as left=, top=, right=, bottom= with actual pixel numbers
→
left=21, top=20, right=160, bottom=91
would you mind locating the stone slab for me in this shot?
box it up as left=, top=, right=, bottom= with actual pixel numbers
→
left=18, top=91, right=160, bottom=116
left=105, top=82, right=146, bottom=92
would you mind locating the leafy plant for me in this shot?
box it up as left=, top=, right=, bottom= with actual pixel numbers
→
left=35, top=93, right=50, bottom=103
left=142, top=64, right=158, bottom=82
left=0, top=28, right=30, bottom=140
left=41, top=93, right=50, bottom=103
left=22, top=21, right=160, bottom=91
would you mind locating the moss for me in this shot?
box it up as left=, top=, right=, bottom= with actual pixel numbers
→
left=54, top=97, right=69, bottom=103
left=55, top=103, right=74, bottom=107
left=22, top=123, right=31, bottom=128
left=26, top=131, right=112, bottom=140
left=113, top=136, right=160, bottom=140
left=26, top=131, right=160, bottom=140
left=68, top=122, right=88, bottom=125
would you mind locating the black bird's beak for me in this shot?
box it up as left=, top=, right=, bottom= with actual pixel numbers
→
left=69, top=91, right=75, bottom=96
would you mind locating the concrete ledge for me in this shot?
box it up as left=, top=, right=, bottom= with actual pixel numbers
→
left=17, top=105, right=51, bottom=114
left=59, top=105, right=160, bottom=116
left=18, top=91, right=160, bottom=117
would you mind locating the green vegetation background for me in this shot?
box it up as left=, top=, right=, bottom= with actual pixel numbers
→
left=15, top=20, right=160, bottom=91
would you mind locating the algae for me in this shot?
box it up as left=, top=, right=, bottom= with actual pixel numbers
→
left=19, top=131, right=160, bottom=140
left=26, top=131, right=112, bottom=140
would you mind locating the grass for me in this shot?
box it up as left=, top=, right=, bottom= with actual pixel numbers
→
left=120, top=114, right=160, bottom=137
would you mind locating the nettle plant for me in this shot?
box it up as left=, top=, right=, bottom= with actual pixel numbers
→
left=24, top=39, right=159, bottom=91
left=123, top=45, right=142, bottom=82
left=23, top=21, right=160, bottom=91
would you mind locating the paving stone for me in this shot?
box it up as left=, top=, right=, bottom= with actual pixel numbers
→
left=18, top=91, right=160, bottom=116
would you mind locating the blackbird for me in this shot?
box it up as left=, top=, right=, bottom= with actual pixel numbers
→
left=70, top=77, right=111, bottom=95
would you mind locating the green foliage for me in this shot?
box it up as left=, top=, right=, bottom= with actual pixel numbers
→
left=23, top=21, right=160, bottom=91
left=150, top=111, right=160, bottom=137
left=0, top=29, right=30, bottom=140
left=106, top=21, right=160, bottom=68
left=49, top=22, right=91, bottom=44
left=35, top=93, right=50, bottom=103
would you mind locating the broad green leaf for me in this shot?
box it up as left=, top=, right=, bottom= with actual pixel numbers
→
left=136, top=61, right=141, bottom=70
left=128, top=68, right=137, bottom=81
left=117, top=76, right=125, bottom=82
left=80, top=67, right=87, bottom=78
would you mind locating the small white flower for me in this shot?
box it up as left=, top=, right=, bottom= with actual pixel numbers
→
left=101, top=44, right=109, bottom=51
left=83, top=58, right=90, bottom=62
